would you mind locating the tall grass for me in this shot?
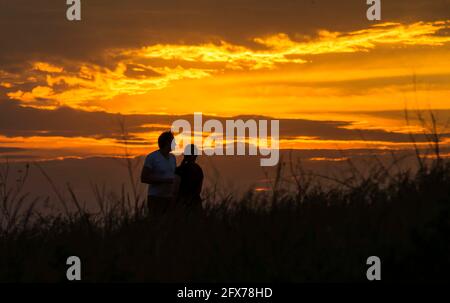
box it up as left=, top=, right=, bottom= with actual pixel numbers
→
left=0, top=112, right=450, bottom=282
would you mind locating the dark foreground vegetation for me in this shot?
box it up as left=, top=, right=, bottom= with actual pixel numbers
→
left=1, top=150, right=450, bottom=282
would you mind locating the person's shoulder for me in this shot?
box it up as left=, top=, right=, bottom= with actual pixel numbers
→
left=147, top=150, right=160, bottom=158
left=169, top=153, right=176, bottom=161
left=145, top=150, right=159, bottom=162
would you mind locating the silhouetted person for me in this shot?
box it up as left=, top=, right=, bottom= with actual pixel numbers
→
left=175, top=144, right=204, bottom=212
left=141, top=131, right=176, bottom=215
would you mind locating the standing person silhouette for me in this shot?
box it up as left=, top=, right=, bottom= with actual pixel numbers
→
left=141, top=131, right=177, bottom=215
left=175, top=144, right=204, bottom=212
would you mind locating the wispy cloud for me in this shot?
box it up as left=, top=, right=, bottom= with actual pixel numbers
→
left=255, top=21, right=450, bottom=54
left=2, top=20, right=448, bottom=111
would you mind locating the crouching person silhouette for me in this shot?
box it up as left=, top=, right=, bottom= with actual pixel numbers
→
left=141, top=131, right=177, bottom=215
left=175, top=144, right=204, bottom=213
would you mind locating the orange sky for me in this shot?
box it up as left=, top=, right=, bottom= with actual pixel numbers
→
left=5, top=20, right=450, bottom=116
left=0, top=1, right=449, bottom=161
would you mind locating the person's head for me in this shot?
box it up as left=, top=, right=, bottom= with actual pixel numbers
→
left=182, top=144, right=199, bottom=163
left=158, top=131, right=174, bottom=154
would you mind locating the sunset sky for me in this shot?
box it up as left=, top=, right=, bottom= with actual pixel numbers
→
left=0, top=0, right=449, bottom=161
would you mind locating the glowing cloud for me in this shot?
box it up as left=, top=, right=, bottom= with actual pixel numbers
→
left=255, top=21, right=450, bottom=54
left=3, top=20, right=449, bottom=111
